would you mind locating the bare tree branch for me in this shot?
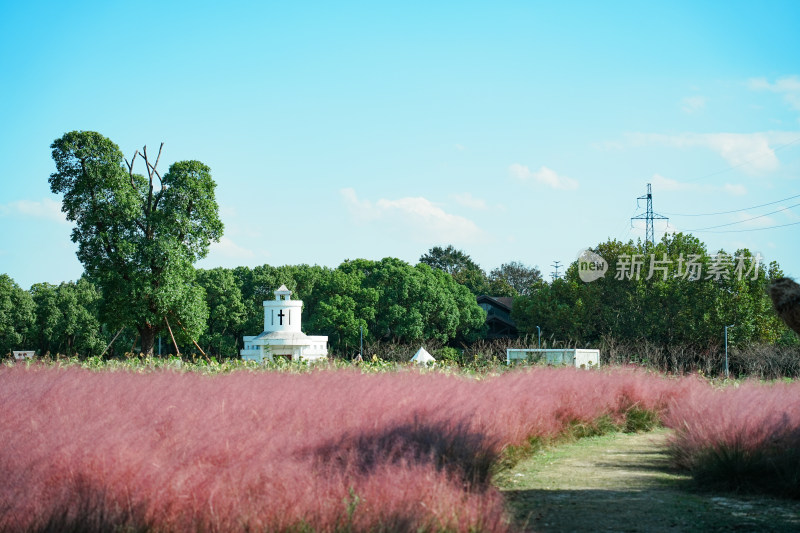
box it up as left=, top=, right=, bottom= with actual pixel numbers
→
left=125, top=151, right=138, bottom=174
left=151, top=142, right=164, bottom=185
left=140, top=144, right=160, bottom=238
left=146, top=162, right=163, bottom=184
left=125, top=150, right=140, bottom=189
left=141, top=146, right=151, bottom=180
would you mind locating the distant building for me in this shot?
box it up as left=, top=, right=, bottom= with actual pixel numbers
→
left=477, top=295, right=518, bottom=339
left=240, top=285, right=328, bottom=362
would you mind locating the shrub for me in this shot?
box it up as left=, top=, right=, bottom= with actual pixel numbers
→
left=435, top=346, right=462, bottom=363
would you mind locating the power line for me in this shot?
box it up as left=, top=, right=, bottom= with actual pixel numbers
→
left=616, top=205, right=641, bottom=243
left=692, top=220, right=800, bottom=234
left=661, top=192, right=800, bottom=217
left=685, top=202, right=800, bottom=231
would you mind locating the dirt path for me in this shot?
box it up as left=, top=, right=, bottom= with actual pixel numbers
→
left=496, top=429, right=800, bottom=532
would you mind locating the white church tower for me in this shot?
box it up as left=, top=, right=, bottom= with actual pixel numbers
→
left=240, top=285, right=328, bottom=362
left=264, top=285, right=301, bottom=333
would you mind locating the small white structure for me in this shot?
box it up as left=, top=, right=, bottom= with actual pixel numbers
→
left=506, top=348, right=600, bottom=369
left=240, top=285, right=328, bottom=362
left=13, top=351, right=35, bottom=360
left=410, top=347, right=436, bottom=365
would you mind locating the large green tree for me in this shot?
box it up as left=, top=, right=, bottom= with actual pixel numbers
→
left=419, top=245, right=481, bottom=274
left=489, top=261, right=543, bottom=296
left=419, top=245, right=492, bottom=295
left=49, top=131, right=222, bottom=355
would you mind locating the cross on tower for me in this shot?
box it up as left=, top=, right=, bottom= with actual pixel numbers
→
left=277, top=310, right=285, bottom=325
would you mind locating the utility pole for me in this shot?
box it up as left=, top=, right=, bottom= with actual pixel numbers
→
left=551, top=260, right=562, bottom=281
left=631, top=183, right=668, bottom=252
left=725, top=324, right=734, bottom=379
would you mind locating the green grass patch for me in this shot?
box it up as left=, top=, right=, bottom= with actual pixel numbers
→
left=623, top=405, right=661, bottom=433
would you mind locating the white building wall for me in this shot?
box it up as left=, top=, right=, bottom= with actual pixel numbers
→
left=263, top=299, right=303, bottom=333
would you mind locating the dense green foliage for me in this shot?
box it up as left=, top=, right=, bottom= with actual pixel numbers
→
left=196, top=268, right=247, bottom=358
left=512, top=233, right=792, bottom=349
left=0, top=274, right=35, bottom=355
left=49, top=131, right=222, bottom=354
left=29, top=279, right=105, bottom=356
left=230, top=258, right=486, bottom=355
left=2, top=230, right=798, bottom=367
left=3, top=230, right=798, bottom=367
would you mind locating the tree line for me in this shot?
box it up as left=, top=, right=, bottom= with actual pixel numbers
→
left=2, top=234, right=795, bottom=358
left=512, top=233, right=796, bottom=349
left=0, top=258, right=488, bottom=357
left=1, top=130, right=796, bottom=359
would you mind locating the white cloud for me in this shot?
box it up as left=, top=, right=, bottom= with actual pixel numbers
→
left=340, top=189, right=486, bottom=244
left=704, top=134, right=777, bottom=170
left=454, top=144, right=466, bottom=151
left=451, top=192, right=487, bottom=210
left=206, top=236, right=256, bottom=260
left=0, top=198, right=69, bottom=224
left=785, top=206, right=800, bottom=221
left=340, top=187, right=380, bottom=221
left=680, top=95, right=706, bottom=114
left=749, top=75, right=800, bottom=112
left=651, top=174, right=747, bottom=195
left=509, top=164, right=579, bottom=190
left=627, top=132, right=788, bottom=174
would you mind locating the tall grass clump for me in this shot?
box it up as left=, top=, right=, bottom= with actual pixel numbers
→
left=664, top=380, right=800, bottom=498
left=0, top=365, right=684, bottom=532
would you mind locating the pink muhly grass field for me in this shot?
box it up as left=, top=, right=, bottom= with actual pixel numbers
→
left=0, top=366, right=686, bottom=532
left=663, top=380, right=800, bottom=498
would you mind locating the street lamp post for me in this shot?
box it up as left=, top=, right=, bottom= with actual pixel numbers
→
left=724, top=324, right=734, bottom=379
left=536, top=326, right=541, bottom=349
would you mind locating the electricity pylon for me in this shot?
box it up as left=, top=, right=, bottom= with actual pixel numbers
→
left=631, top=183, right=668, bottom=252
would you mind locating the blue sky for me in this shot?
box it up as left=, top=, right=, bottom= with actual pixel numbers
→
left=2, top=1, right=799, bottom=289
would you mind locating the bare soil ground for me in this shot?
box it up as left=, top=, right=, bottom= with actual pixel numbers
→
left=496, top=429, right=800, bottom=532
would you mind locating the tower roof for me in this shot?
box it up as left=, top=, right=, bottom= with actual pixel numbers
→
left=273, top=284, right=293, bottom=301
